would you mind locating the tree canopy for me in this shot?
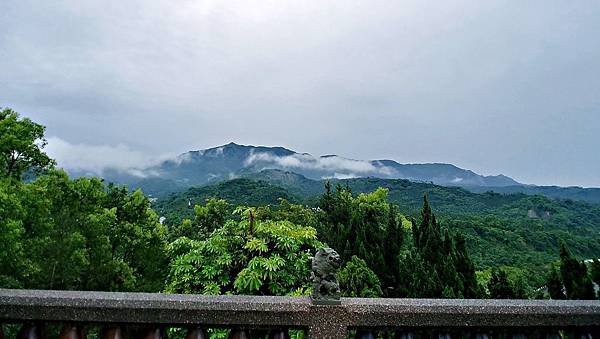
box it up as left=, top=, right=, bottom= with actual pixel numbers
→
left=0, top=108, right=54, bottom=181
left=165, top=206, right=320, bottom=296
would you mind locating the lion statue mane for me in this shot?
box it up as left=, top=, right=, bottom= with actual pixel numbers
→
left=311, top=247, right=341, bottom=303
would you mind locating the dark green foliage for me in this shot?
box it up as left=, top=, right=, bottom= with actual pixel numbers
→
left=488, top=268, right=526, bottom=299
left=318, top=187, right=482, bottom=299
left=0, top=170, right=168, bottom=291
left=157, top=175, right=600, bottom=287
left=543, top=243, right=597, bottom=300
left=0, top=108, right=54, bottom=181
left=454, top=234, right=481, bottom=298
left=400, top=195, right=483, bottom=298
left=488, top=269, right=510, bottom=298
left=253, top=199, right=320, bottom=231
left=244, top=169, right=324, bottom=197
left=590, top=259, right=600, bottom=287
left=338, top=256, right=383, bottom=297
left=318, top=185, right=404, bottom=295
left=0, top=178, right=29, bottom=288
left=559, top=243, right=596, bottom=299
left=347, top=179, right=600, bottom=279
left=397, top=250, right=442, bottom=298
left=546, top=266, right=566, bottom=300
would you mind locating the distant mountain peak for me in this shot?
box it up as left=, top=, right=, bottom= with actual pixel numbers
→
left=163, top=143, right=521, bottom=187
left=87, top=142, right=525, bottom=196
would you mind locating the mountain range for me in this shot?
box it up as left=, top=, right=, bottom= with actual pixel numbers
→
left=79, top=142, right=600, bottom=203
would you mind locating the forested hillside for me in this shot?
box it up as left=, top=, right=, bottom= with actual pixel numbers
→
left=155, top=173, right=600, bottom=288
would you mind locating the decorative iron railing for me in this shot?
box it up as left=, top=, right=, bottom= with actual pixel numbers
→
left=1, top=289, right=599, bottom=339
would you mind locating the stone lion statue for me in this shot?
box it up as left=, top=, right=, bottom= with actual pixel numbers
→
left=311, top=247, right=341, bottom=303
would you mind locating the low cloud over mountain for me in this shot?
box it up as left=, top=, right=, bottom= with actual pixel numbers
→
left=50, top=141, right=524, bottom=195
left=46, top=137, right=166, bottom=177
left=244, top=151, right=395, bottom=179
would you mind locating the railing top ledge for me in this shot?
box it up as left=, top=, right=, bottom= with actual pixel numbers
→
left=0, top=288, right=310, bottom=309
left=344, top=297, right=600, bottom=310
left=2, top=289, right=600, bottom=328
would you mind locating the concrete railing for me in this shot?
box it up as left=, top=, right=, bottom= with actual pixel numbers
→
left=1, top=289, right=600, bottom=338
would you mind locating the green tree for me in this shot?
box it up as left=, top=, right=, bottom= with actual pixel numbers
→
left=254, top=199, right=319, bottom=230
left=546, top=266, right=566, bottom=300
left=165, top=207, right=321, bottom=296
left=0, top=178, right=30, bottom=287
left=402, top=194, right=483, bottom=298
left=338, top=256, right=383, bottom=297
left=559, top=243, right=595, bottom=299
left=0, top=108, right=54, bottom=181
left=488, top=269, right=516, bottom=299
left=397, top=250, right=442, bottom=298
left=454, top=234, right=481, bottom=298
left=194, top=198, right=229, bottom=235
left=318, top=185, right=405, bottom=296
left=0, top=170, right=168, bottom=292
left=100, top=185, right=169, bottom=291
left=172, top=198, right=230, bottom=240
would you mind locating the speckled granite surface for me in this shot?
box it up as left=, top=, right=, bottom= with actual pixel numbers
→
left=1, top=289, right=600, bottom=339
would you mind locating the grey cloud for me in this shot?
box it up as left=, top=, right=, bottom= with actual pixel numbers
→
left=45, top=137, right=171, bottom=177
left=1, top=1, right=600, bottom=186
left=244, top=151, right=396, bottom=177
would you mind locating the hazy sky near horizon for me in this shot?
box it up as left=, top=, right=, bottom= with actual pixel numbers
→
left=1, top=1, right=600, bottom=187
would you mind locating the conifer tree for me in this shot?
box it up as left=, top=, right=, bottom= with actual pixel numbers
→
left=546, top=266, right=566, bottom=300
left=382, top=207, right=404, bottom=289
left=320, top=180, right=334, bottom=214
left=454, top=234, right=481, bottom=298
left=559, top=242, right=596, bottom=299
left=318, top=185, right=405, bottom=296
left=405, top=194, right=482, bottom=298
left=590, top=259, right=600, bottom=289
left=414, top=195, right=432, bottom=248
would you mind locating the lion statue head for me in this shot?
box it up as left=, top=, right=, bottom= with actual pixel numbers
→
left=312, top=247, right=341, bottom=277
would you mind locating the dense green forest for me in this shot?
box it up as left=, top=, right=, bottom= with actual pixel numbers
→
left=155, top=173, right=600, bottom=288
left=2, top=108, right=600, bottom=300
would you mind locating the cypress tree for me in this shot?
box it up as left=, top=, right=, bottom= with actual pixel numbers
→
left=409, top=195, right=480, bottom=298
left=320, top=180, right=334, bottom=213
left=454, top=234, right=481, bottom=298
left=411, top=217, right=419, bottom=249
left=559, top=242, right=596, bottom=299
left=415, top=195, right=432, bottom=248
left=546, top=266, right=566, bottom=299
left=560, top=242, right=579, bottom=298
left=382, top=211, right=403, bottom=292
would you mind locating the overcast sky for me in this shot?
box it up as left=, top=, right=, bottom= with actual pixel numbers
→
left=1, top=1, right=599, bottom=187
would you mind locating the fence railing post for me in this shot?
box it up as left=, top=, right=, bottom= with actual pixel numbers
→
left=307, top=304, right=348, bottom=339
